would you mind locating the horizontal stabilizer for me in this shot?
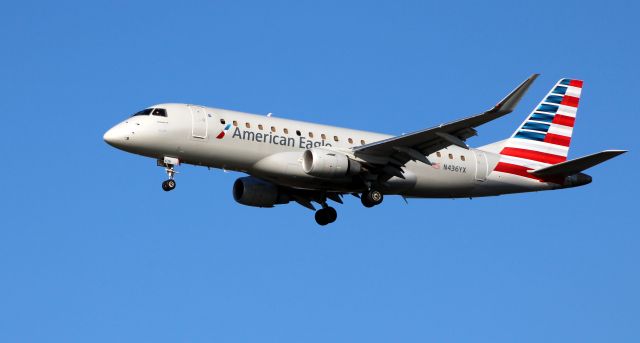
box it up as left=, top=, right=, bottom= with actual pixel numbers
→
left=529, top=150, right=627, bottom=177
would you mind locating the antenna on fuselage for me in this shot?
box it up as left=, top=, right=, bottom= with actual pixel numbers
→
left=267, top=112, right=273, bottom=117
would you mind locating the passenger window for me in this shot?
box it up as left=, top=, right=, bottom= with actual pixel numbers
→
left=334, top=136, right=339, bottom=142
left=448, top=153, right=453, bottom=159
left=132, top=108, right=153, bottom=116
left=321, top=134, right=327, bottom=140
left=436, top=152, right=441, bottom=157
left=258, top=124, right=263, bottom=130
left=361, top=139, right=365, bottom=145
left=461, top=155, right=466, bottom=161
left=220, top=119, right=226, bottom=124
left=233, top=120, right=238, bottom=126
left=284, top=128, right=289, bottom=134
left=348, top=138, right=353, bottom=144
left=245, top=123, right=251, bottom=128
left=271, top=126, right=276, bottom=132
left=152, top=108, right=167, bottom=117
left=296, top=130, right=301, bottom=136
left=309, top=132, right=314, bottom=138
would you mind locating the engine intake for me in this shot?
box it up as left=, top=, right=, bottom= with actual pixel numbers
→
left=232, top=177, right=289, bottom=207
left=302, top=149, right=361, bottom=179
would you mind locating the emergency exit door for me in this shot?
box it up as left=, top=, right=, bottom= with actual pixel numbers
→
left=190, top=106, right=207, bottom=138
left=474, top=150, right=488, bottom=181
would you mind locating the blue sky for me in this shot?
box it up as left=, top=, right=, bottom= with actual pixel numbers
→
left=1, top=1, right=638, bottom=342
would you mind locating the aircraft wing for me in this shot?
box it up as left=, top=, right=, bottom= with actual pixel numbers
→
left=353, top=74, right=539, bottom=172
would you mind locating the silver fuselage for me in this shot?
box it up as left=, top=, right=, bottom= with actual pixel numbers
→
left=104, top=103, right=562, bottom=198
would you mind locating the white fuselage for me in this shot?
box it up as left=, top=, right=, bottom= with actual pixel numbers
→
left=104, top=103, right=561, bottom=198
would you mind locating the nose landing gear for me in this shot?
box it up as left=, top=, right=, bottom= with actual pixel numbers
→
left=159, top=157, right=179, bottom=192
left=162, top=179, right=176, bottom=191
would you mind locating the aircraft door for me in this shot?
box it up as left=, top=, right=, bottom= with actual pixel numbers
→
left=190, top=106, right=207, bottom=138
left=474, top=150, right=488, bottom=181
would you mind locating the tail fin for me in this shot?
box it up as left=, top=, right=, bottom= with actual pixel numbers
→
left=494, top=78, right=584, bottom=179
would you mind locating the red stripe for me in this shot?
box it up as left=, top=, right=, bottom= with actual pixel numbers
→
left=494, top=162, right=540, bottom=180
left=561, top=95, right=579, bottom=107
left=494, top=162, right=564, bottom=184
left=216, top=131, right=225, bottom=139
left=544, top=133, right=571, bottom=147
left=493, top=162, right=564, bottom=185
left=500, top=147, right=566, bottom=164
left=552, top=114, right=575, bottom=127
left=569, top=80, right=583, bottom=88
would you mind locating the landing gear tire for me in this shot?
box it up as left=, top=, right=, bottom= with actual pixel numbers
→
left=162, top=179, right=176, bottom=192
left=325, top=207, right=337, bottom=223
left=361, top=189, right=383, bottom=208
left=315, top=207, right=338, bottom=226
left=361, top=197, right=375, bottom=208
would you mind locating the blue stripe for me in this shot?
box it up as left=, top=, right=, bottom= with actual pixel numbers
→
left=537, top=104, right=559, bottom=113
left=522, top=121, right=550, bottom=132
left=552, top=86, right=567, bottom=95
left=560, top=79, right=572, bottom=85
left=545, top=95, right=564, bottom=104
left=515, top=130, right=546, bottom=141
left=530, top=112, right=555, bottom=123
left=224, top=124, right=231, bottom=130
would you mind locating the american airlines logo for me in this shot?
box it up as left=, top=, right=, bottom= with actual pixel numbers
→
left=215, top=124, right=232, bottom=139
left=220, top=126, right=332, bottom=149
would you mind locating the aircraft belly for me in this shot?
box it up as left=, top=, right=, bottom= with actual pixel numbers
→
left=183, top=136, right=289, bottom=171
left=403, top=157, right=476, bottom=198
left=471, top=173, right=556, bottom=196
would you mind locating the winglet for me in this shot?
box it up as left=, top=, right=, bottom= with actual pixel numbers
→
left=491, top=73, right=539, bottom=115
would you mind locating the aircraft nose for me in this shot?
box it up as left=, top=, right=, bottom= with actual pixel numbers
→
left=103, top=127, right=115, bottom=145
left=103, top=125, right=128, bottom=148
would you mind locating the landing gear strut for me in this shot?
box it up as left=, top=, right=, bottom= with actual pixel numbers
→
left=159, top=157, right=179, bottom=192
left=361, top=189, right=383, bottom=208
left=315, top=205, right=337, bottom=226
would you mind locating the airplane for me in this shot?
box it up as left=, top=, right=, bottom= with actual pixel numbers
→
left=103, top=74, right=626, bottom=225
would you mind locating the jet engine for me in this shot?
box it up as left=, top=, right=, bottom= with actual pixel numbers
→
left=302, top=148, right=361, bottom=179
left=232, top=177, right=290, bottom=207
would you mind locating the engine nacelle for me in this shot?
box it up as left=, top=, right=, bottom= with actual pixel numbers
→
left=232, top=177, right=289, bottom=207
left=302, top=149, right=361, bottom=179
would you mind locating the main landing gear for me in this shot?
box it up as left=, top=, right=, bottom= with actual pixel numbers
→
left=361, top=189, right=384, bottom=208
left=314, top=188, right=383, bottom=225
left=315, top=206, right=337, bottom=226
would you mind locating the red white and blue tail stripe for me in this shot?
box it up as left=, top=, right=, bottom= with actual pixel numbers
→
left=494, top=78, right=583, bottom=181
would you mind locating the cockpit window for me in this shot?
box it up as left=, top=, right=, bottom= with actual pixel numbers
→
left=152, top=108, right=167, bottom=117
left=132, top=108, right=153, bottom=116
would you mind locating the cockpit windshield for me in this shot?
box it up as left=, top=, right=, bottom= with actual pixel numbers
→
left=152, top=108, right=167, bottom=117
left=131, top=108, right=168, bottom=117
left=132, top=108, right=153, bottom=116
